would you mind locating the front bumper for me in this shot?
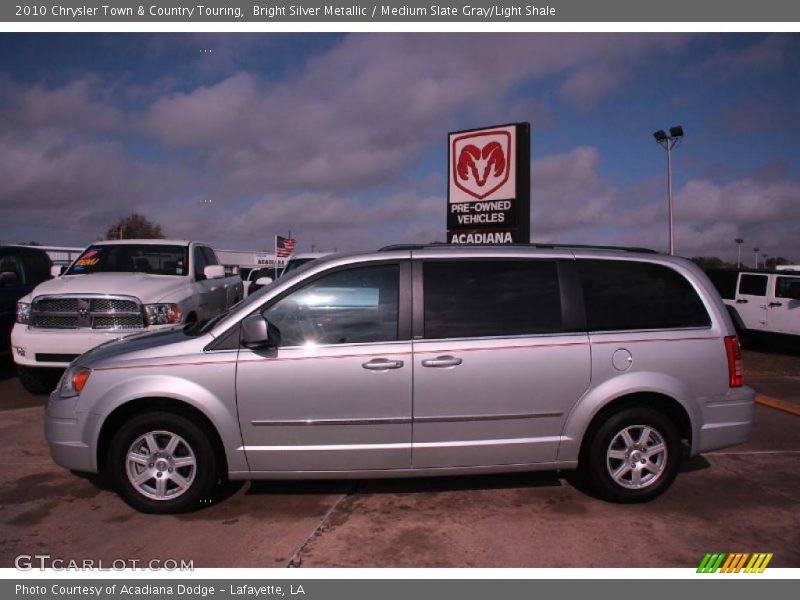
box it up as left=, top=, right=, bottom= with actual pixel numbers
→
left=45, top=391, right=101, bottom=473
left=12, top=323, right=140, bottom=368
left=694, top=385, right=756, bottom=454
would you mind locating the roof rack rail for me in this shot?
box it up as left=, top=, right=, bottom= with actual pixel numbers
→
left=378, top=242, right=658, bottom=254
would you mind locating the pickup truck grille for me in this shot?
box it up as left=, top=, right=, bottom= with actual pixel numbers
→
left=31, top=295, right=145, bottom=330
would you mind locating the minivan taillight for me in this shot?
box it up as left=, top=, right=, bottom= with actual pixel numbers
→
left=724, top=335, right=743, bottom=388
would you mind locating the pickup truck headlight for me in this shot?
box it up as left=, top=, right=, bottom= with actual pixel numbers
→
left=59, top=366, right=92, bottom=398
left=144, top=303, right=182, bottom=326
left=15, top=302, right=30, bottom=324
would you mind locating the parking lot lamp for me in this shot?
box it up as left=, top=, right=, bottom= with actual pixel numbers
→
left=753, top=247, right=760, bottom=268
left=735, top=238, right=744, bottom=268
left=653, top=126, right=684, bottom=255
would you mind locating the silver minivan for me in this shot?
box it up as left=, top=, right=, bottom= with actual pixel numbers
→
left=45, top=244, right=755, bottom=513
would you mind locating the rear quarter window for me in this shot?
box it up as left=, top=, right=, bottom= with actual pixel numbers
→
left=578, top=260, right=711, bottom=332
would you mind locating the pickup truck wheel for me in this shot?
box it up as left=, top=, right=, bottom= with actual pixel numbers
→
left=108, top=412, right=219, bottom=513
left=582, top=407, right=680, bottom=503
left=17, top=366, right=62, bottom=395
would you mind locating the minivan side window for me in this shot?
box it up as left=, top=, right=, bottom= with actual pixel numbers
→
left=738, top=274, right=768, bottom=296
left=263, top=264, right=400, bottom=347
left=578, top=260, right=710, bottom=332
left=423, top=260, right=562, bottom=339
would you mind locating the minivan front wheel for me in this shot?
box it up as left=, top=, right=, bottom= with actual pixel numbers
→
left=108, top=412, right=218, bottom=513
left=583, top=407, right=680, bottom=503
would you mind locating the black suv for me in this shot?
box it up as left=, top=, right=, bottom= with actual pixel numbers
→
left=0, top=246, right=52, bottom=352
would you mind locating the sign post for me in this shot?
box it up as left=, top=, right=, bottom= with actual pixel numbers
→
left=447, top=122, right=530, bottom=244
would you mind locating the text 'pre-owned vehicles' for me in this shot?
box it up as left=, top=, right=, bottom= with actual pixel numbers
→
left=12, top=239, right=242, bottom=393
left=44, top=244, right=754, bottom=513
left=706, top=267, right=800, bottom=341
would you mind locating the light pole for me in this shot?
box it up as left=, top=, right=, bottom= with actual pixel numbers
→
left=653, top=126, right=684, bottom=255
left=735, top=238, right=744, bottom=268
left=753, top=247, right=760, bottom=269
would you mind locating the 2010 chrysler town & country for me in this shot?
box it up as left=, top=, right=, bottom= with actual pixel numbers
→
left=45, top=244, right=755, bottom=513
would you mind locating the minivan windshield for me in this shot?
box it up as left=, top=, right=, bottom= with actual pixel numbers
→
left=185, top=277, right=283, bottom=336
left=185, top=257, right=324, bottom=336
left=65, top=244, right=189, bottom=276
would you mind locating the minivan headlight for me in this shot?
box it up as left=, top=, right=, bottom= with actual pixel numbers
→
left=59, top=366, right=92, bottom=398
left=16, top=302, right=30, bottom=324
left=144, top=303, right=181, bottom=326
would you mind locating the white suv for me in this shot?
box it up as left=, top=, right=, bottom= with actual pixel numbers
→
left=707, top=268, right=800, bottom=339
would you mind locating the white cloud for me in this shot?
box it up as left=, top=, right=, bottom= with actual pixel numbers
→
left=1, top=78, right=124, bottom=135
left=529, top=145, right=800, bottom=260
left=141, top=34, right=690, bottom=195
left=2, top=33, right=797, bottom=263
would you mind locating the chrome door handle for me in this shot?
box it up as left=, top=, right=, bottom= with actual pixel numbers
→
left=736, top=299, right=748, bottom=304
left=768, top=302, right=782, bottom=308
left=362, top=358, right=404, bottom=370
left=421, top=355, right=463, bottom=368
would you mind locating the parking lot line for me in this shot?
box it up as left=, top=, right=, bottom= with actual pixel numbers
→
left=705, top=450, right=800, bottom=455
left=756, top=393, right=800, bottom=417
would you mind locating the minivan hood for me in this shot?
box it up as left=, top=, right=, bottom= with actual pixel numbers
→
left=30, top=273, right=185, bottom=302
left=77, top=327, right=204, bottom=368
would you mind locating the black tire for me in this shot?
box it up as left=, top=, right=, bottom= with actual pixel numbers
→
left=108, top=411, right=219, bottom=514
left=581, top=407, right=681, bottom=503
left=17, top=366, right=62, bottom=395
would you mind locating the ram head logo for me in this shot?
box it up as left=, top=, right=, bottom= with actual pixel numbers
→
left=451, top=130, right=512, bottom=200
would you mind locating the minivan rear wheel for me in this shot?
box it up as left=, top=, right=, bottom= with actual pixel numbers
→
left=582, top=407, right=680, bottom=503
left=108, top=411, right=219, bottom=513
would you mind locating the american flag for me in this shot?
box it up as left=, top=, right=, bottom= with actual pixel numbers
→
left=276, top=235, right=296, bottom=258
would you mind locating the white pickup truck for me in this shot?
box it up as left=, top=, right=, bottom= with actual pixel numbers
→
left=11, top=239, right=242, bottom=393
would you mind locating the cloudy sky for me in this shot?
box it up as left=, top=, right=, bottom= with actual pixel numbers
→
left=0, top=33, right=798, bottom=262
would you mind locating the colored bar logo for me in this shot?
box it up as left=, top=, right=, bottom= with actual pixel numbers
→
left=697, top=553, right=773, bottom=573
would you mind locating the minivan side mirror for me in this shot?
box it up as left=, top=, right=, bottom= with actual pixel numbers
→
left=241, top=314, right=281, bottom=348
left=255, top=276, right=273, bottom=286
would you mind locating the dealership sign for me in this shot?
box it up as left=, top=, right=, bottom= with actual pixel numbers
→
left=448, top=122, right=530, bottom=244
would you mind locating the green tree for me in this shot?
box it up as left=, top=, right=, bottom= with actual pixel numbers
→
left=765, top=256, right=791, bottom=269
left=690, top=256, right=733, bottom=270
left=105, top=213, right=164, bottom=240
